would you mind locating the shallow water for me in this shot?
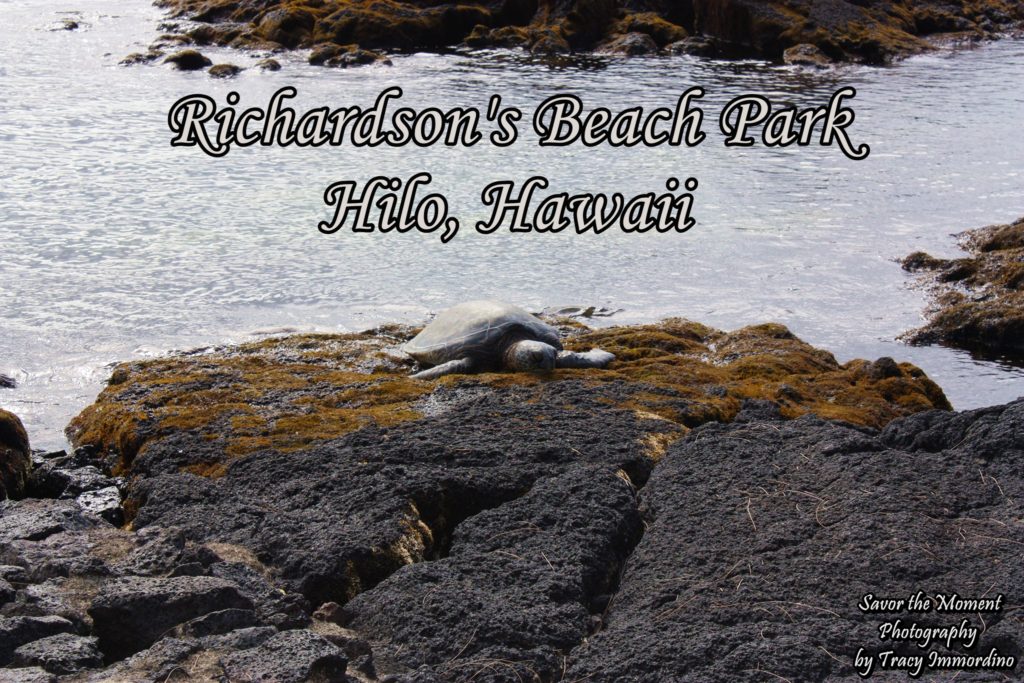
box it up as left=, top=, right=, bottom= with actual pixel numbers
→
left=2, top=0, right=1023, bottom=449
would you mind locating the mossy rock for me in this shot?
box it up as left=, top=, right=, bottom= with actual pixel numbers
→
left=62, top=315, right=951, bottom=615
left=208, top=63, right=243, bottom=77
left=0, top=408, right=31, bottom=500
left=257, top=6, right=317, bottom=48
left=312, top=0, right=491, bottom=49
left=465, top=24, right=532, bottom=49
left=613, top=12, right=687, bottom=46
left=902, top=216, right=1024, bottom=354
left=163, top=49, right=213, bottom=70
left=153, top=0, right=1024, bottom=60
left=597, top=31, right=660, bottom=55
left=68, top=317, right=948, bottom=485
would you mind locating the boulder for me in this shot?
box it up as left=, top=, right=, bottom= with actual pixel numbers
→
left=4, top=525, right=126, bottom=582
left=0, top=409, right=31, bottom=500
left=256, top=7, right=316, bottom=48
left=12, top=633, right=103, bottom=675
left=18, top=577, right=107, bottom=631
left=118, top=50, right=164, bottom=65
left=614, top=12, right=687, bottom=46
left=163, top=49, right=212, bottom=70
left=0, top=615, right=76, bottom=666
left=198, top=625, right=276, bottom=650
left=113, top=525, right=218, bottom=577
left=308, top=621, right=372, bottom=661
left=255, top=57, right=281, bottom=70
left=597, top=32, right=659, bottom=55
left=205, top=560, right=312, bottom=629
left=75, top=486, right=123, bottom=525
left=208, top=63, right=242, bottom=77
left=530, top=29, right=572, bottom=54
left=783, top=42, right=833, bottom=67
left=88, top=576, right=253, bottom=659
left=79, top=635, right=200, bottom=682
left=220, top=629, right=348, bottom=683
left=328, top=48, right=386, bottom=68
left=902, top=216, right=1024, bottom=353
left=169, top=607, right=257, bottom=637
left=0, top=667, right=55, bottom=683
left=187, top=24, right=240, bottom=45
left=28, top=459, right=117, bottom=500
left=309, top=44, right=386, bottom=67
left=311, top=1, right=489, bottom=50
left=665, top=35, right=719, bottom=56
left=0, top=498, right=105, bottom=547
left=0, top=565, right=29, bottom=584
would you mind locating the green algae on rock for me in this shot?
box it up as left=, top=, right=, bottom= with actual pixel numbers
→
left=901, top=216, right=1024, bottom=355
left=146, top=0, right=1024, bottom=64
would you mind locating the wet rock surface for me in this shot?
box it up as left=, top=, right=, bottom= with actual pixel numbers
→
left=147, top=0, right=1024, bottom=64
left=783, top=42, right=832, bottom=67
left=2, top=315, right=1019, bottom=680
left=207, top=62, right=242, bottom=77
left=597, top=31, right=660, bottom=55
left=902, top=215, right=1024, bottom=356
left=119, top=50, right=164, bottom=65
left=163, top=48, right=212, bottom=70
left=308, top=43, right=389, bottom=67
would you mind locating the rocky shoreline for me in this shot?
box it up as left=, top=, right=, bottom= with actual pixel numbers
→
left=2, top=315, right=1021, bottom=680
left=901, top=215, right=1024, bottom=357
left=127, top=0, right=1024, bottom=72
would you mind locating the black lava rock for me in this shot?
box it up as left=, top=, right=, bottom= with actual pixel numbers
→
left=219, top=629, right=348, bottom=682
left=566, top=400, right=1024, bottom=681
left=12, top=632, right=103, bottom=674
left=88, top=576, right=253, bottom=659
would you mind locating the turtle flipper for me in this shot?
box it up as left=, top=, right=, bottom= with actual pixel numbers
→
left=411, top=357, right=476, bottom=380
left=555, top=349, right=615, bottom=369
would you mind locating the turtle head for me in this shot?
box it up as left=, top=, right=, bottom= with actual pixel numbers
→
left=505, top=340, right=557, bottom=373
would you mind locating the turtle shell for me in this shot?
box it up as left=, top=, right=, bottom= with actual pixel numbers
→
left=404, top=301, right=563, bottom=367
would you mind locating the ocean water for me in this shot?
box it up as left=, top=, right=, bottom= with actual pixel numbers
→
left=2, top=0, right=1023, bottom=449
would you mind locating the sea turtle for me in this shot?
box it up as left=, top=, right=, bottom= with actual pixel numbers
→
left=404, top=300, right=616, bottom=380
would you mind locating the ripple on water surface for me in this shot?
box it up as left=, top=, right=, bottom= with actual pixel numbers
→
left=1, top=0, right=1023, bottom=447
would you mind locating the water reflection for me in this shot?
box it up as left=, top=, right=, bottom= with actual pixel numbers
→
left=0, top=0, right=1022, bottom=449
